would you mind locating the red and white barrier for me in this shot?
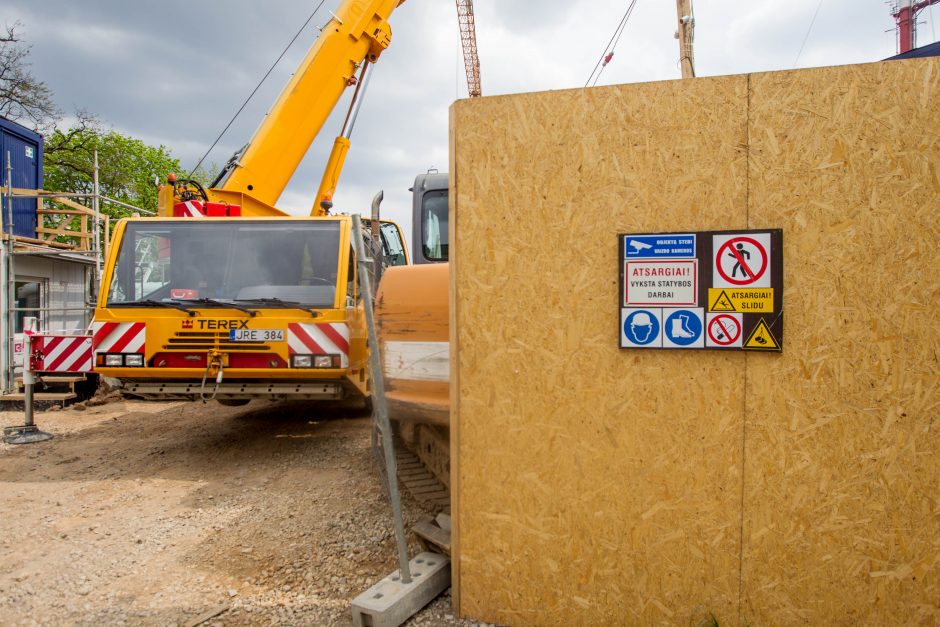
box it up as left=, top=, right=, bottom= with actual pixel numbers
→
left=30, top=335, right=93, bottom=373
left=288, top=323, right=349, bottom=368
left=92, top=321, right=146, bottom=355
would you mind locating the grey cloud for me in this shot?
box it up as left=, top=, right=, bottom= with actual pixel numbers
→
left=2, top=0, right=918, bottom=239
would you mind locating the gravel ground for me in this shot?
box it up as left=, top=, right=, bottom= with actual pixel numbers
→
left=0, top=398, right=483, bottom=626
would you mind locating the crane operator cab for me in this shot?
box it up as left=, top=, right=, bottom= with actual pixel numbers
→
left=95, top=215, right=407, bottom=404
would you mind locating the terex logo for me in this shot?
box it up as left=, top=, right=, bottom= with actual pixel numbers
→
left=197, top=319, right=250, bottom=330
left=181, top=320, right=193, bottom=329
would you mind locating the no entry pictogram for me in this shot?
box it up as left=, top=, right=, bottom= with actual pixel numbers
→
left=713, top=234, right=770, bottom=288
left=707, top=313, right=742, bottom=347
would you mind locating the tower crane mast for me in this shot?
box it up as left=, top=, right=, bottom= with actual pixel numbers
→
left=455, top=0, right=482, bottom=97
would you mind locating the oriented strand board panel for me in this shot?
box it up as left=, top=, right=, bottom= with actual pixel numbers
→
left=742, top=61, right=940, bottom=623
left=451, top=76, right=750, bottom=625
left=451, top=57, right=940, bottom=625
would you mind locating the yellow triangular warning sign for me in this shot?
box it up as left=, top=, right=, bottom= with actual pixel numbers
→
left=743, top=318, right=780, bottom=351
left=710, top=289, right=736, bottom=312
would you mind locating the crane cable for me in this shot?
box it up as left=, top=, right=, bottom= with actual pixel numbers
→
left=585, top=0, right=640, bottom=88
left=188, top=0, right=328, bottom=178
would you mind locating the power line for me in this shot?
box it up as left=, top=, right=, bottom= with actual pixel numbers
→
left=189, top=0, right=327, bottom=178
left=585, top=0, right=640, bottom=88
left=794, top=0, right=825, bottom=67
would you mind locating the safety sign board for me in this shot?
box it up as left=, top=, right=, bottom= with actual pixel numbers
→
left=624, top=260, right=697, bottom=306
left=618, top=229, right=783, bottom=352
left=707, top=288, right=774, bottom=313
left=624, top=234, right=696, bottom=259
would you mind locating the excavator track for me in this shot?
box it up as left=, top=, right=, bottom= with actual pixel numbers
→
left=371, top=424, right=450, bottom=511
left=394, top=437, right=450, bottom=509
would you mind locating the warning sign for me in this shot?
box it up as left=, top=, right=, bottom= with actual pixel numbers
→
left=709, top=290, right=735, bottom=312
left=619, top=228, right=782, bottom=352
left=743, top=318, right=780, bottom=351
left=706, top=313, right=743, bottom=348
left=624, top=260, right=697, bottom=306
left=707, top=288, right=774, bottom=313
left=713, top=233, right=771, bottom=288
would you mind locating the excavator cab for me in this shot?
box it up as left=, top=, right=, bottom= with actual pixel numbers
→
left=409, top=171, right=449, bottom=264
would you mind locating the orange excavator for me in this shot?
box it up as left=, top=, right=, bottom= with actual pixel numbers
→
left=376, top=2, right=697, bottom=489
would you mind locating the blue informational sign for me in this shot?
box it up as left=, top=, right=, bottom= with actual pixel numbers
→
left=663, top=308, right=704, bottom=348
left=622, top=309, right=662, bottom=347
left=624, top=234, right=696, bottom=259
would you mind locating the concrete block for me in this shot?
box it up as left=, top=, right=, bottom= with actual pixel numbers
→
left=351, top=552, right=450, bottom=627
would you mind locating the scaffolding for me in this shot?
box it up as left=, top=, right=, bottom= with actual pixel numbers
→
left=1, top=151, right=150, bottom=393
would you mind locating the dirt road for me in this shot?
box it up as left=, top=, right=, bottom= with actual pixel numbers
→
left=0, top=399, right=467, bottom=626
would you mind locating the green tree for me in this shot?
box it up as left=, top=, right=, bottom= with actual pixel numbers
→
left=44, top=117, right=182, bottom=217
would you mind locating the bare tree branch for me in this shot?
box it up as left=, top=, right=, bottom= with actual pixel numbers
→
left=0, top=22, right=59, bottom=131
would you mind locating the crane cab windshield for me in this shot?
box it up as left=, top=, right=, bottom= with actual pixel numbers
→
left=106, top=220, right=345, bottom=308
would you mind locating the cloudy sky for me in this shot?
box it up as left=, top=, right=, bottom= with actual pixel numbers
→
left=4, top=0, right=934, bottom=244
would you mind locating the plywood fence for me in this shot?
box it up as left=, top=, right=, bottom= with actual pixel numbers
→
left=449, top=57, right=940, bottom=625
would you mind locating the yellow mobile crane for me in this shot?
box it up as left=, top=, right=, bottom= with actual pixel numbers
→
left=93, top=0, right=408, bottom=405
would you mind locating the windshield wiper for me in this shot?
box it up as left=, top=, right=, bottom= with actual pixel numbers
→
left=233, top=298, right=321, bottom=317
left=171, top=297, right=258, bottom=317
left=111, top=299, right=197, bottom=316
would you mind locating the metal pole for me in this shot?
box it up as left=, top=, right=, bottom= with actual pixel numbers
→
left=3, top=316, right=53, bottom=444
left=93, top=151, right=102, bottom=283
left=342, top=61, right=373, bottom=140
left=370, top=191, right=384, bottom=286
left=2, top=190, right=153, bottom=215
left=101, top=195, right=153, bottom=215
left=22, top=330, right=34, bottom=427
left=4, top=153, right=15, bottom=394
left=351, top=214, right=412, bottom=583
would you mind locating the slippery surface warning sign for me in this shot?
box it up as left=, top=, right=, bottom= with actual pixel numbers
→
left=619, top=229, right=783, bottom=352
left=707, top=288, right=774, bottom=313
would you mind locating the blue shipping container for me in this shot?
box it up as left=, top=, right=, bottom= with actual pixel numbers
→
left=0, top=116, right=43, bottom=239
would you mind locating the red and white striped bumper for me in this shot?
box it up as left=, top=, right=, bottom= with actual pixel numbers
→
left=30, top=335, right=94, bottom=373
left=92, top=322, right=146, bottom=356
left=288, top=323, right=349, bottom=368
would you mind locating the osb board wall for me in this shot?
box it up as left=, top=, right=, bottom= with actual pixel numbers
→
left=451, top=75, right=751, bottom=624
left=742, top=61, right=940, bottom=623
left=450, top=57, right=940, bottom=625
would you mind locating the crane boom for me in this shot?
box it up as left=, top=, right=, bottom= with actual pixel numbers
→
left=213, top=0, right=405, bottom=210
left=455, top=0, right=482, bottom=97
